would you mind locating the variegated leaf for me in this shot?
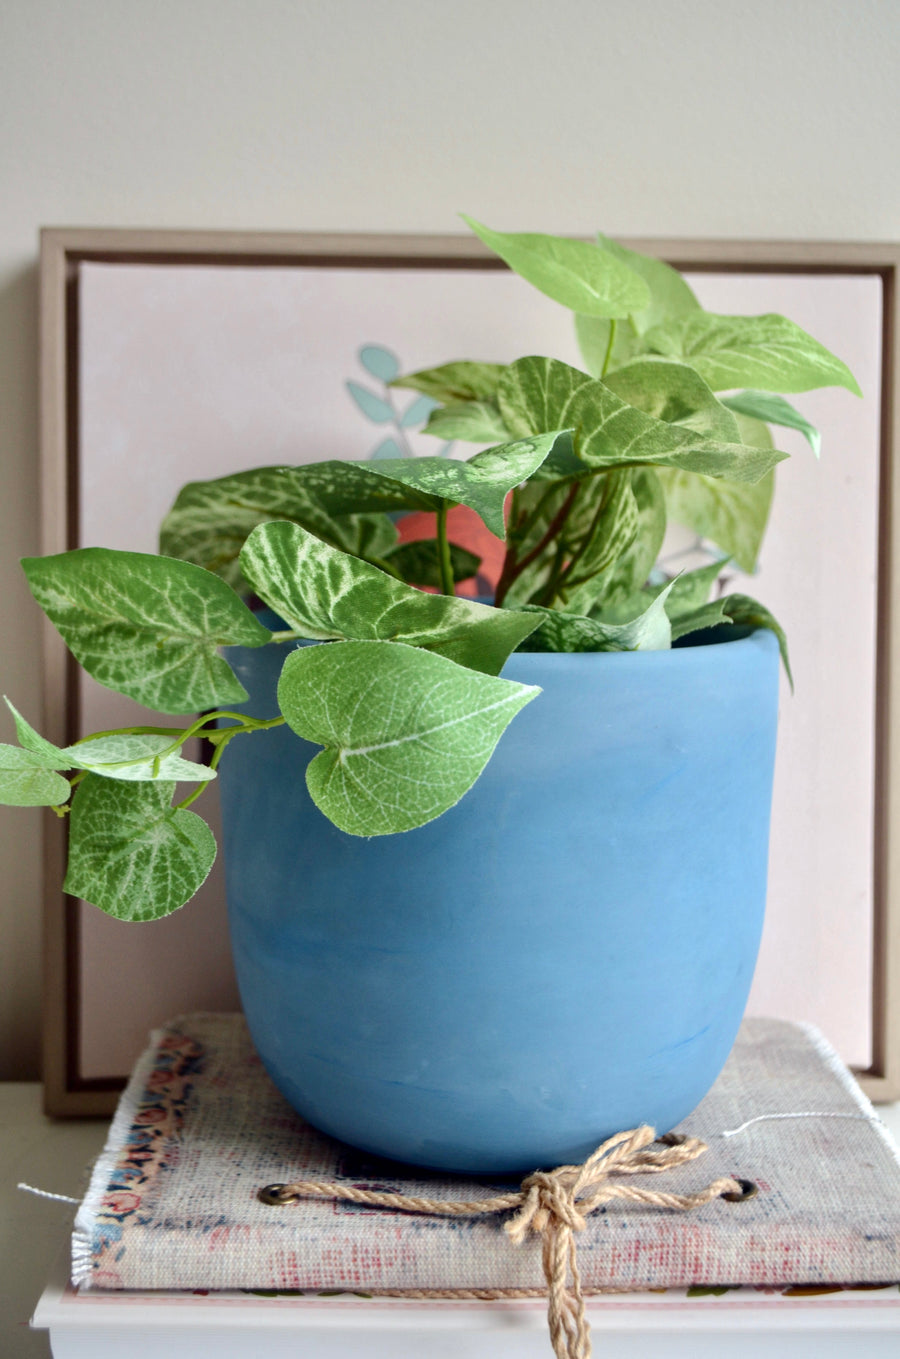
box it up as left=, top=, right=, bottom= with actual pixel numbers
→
left=722, top=390, right=821, bottom=456
left=4, top=698, right=214, bottom=782
left=159, top=462, right=416, bottom=589
left=422, top=401, right=512, bottom=444
left=391, top=360, right=506, bottom=403
left=0, top=747, right=71, bottom=806
left=644, top=312, right=862, bottom=396
left=64, top=776, right=216, bottom=921
left=239, top=521, right=539, bottom=675
left=521, top=584, right=674, bottom=653
left=360, top=433, right=565, bottom=537
left=498, top=357, right=786, bottom=484
left=22, top=549, right=270, bottom=714
left=277, top=639, right=540, bottom=836
left=462, top=217, right=650, bottom=318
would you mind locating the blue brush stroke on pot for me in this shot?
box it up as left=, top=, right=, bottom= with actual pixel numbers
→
left=220, top=616, right=779, bottom=1174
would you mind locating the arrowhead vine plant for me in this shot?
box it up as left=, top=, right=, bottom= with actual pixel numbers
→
left=1, top=220, right=860, bottom=924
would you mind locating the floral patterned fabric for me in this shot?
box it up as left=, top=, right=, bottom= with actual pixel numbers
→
left=72, top=1014, right=900, bottom=1292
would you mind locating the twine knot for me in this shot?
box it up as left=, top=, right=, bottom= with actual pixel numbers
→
left=506, top=1126, right=665, bottom=1247
left=510, top=1167, right=590, bottom=1241
left=259, top=1124, right=748, bottom=1359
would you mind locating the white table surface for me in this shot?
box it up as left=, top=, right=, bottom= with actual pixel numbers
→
left=4, top=1082, right=900, bottom=1359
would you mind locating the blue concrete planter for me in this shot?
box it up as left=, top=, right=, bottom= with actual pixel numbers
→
left=220, top=622, right=780, bottom=1174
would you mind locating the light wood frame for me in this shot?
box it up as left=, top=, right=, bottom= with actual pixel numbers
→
left=37, top=227, right=900, bottom=1114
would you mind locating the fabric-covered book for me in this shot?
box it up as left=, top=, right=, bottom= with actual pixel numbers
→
left=72, top=1013, right=900, bottom=1294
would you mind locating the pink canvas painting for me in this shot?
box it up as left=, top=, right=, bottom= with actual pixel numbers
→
left=75, top=259, right=882, bottom=1077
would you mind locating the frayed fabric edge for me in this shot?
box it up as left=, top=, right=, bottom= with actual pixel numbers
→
left=796, top=1020, right=900, bottom=1169
left=71, top=1026, right=166, bottom=1290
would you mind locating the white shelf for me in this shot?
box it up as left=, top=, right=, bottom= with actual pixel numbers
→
left=31, top=1256, right=900, bottom=1358
left=5, top=1082, right=900, bottom=1359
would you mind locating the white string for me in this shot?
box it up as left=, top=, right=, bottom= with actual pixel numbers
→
left=719, top=1112, right=883, bottom=1139
left=17, top=1182, right=80, bottom=1204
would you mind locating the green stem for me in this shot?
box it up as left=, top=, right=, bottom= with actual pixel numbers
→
left=436, top=501, right=455, bottom=596
left=211, top=711, right=278, bottom=727
left=76, top=713, right=231, bottom=770
left=68, top=712, right=286, bottom=773
left=536, top=538, right=571, bottom=607
left=601, top=319, right=618, bottom=378
left=495, top=483, right=581, bottom=608
left=70, top=724, right=183, bottom=743
left=175, top=782, right=210, bottom=811
left=174, top=716, right=286, bottom=810
left=508, top=485, right=521, bottom=537
left=551, top=476, right=614, bottom=597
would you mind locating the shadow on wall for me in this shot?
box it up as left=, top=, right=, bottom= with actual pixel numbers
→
left=0, top=260, right=44, bottom=1080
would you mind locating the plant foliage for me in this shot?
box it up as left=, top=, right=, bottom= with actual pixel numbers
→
left=4, top=220, right=859, bottom=921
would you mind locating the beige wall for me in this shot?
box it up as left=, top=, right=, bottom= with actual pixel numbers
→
left=2, top=0, right=899, bottom=1078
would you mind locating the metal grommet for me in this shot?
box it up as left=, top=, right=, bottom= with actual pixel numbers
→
left=258, top=1183, right=297, bottom=1205
left=721, top=1178, right=758, bottom=1203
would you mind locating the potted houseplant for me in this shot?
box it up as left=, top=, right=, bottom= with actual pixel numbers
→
left=1, top=221, right=859, bottom=1174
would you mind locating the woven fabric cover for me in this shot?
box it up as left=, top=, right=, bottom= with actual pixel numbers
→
left=73, top=1013, right=900, bottom=1292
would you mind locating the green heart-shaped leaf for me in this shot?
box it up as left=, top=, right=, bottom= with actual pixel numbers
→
left=239, top=521, right=539, bottom=675
left=595, top=234, right=702, bottom=334
left=721, top=390, right=821, bottom=457
left=22, top=549, right=271, bottom=714
left=658, top=467, right=775, bottom=575
left=4, top=697, right=70, bottom=766
left=64, top=775, right=216, bottom=920
left=575, top=236, right=702, bottom=376
left=498, top=355, right=595, bottom=439
left=568, top=469, right=639, bottom=580
left=720, top=593, right=792, bottom=687
left=499, top=357, right=785, bottom=484
left=462, top=217, right=650, bottom=318
left=669, top=591, right=791, bottom=685
left=62, top=734, right=215, bottom=782
left=644, top=312, right=862, bottom=396
left=664, top=558, right=728, bottom=616
left=604, top=359, right=741, bottom=440
left=160, top=462, right=414, bottom=590
left=521, top=585, right=674, bottom=653
left=277, top=640, right=540, bottom=835
left=422, top=401, right=512, bottom=444
left=4, top=698, right=213, bottom=782
left=0, top=747, right=71, bottom=806
left=669, top=598, right=732, bottom=641
left=359, top=433, right=565, bottom=538
left=656, top=411, right=776, bottom=573
left=391, top=360, right=506, bottom=403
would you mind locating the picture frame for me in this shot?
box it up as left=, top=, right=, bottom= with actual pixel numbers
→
left=36, top=226, right=900, bottom=1114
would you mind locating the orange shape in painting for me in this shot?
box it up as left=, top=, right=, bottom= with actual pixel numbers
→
left=397, top=505, right=506, bottom=597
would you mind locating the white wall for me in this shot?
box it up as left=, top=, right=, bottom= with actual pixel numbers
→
left=2, top=0, right=899, bottom=1079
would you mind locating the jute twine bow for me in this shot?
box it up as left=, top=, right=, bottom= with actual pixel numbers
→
left=259, top=1124, right=750, bottom=1359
